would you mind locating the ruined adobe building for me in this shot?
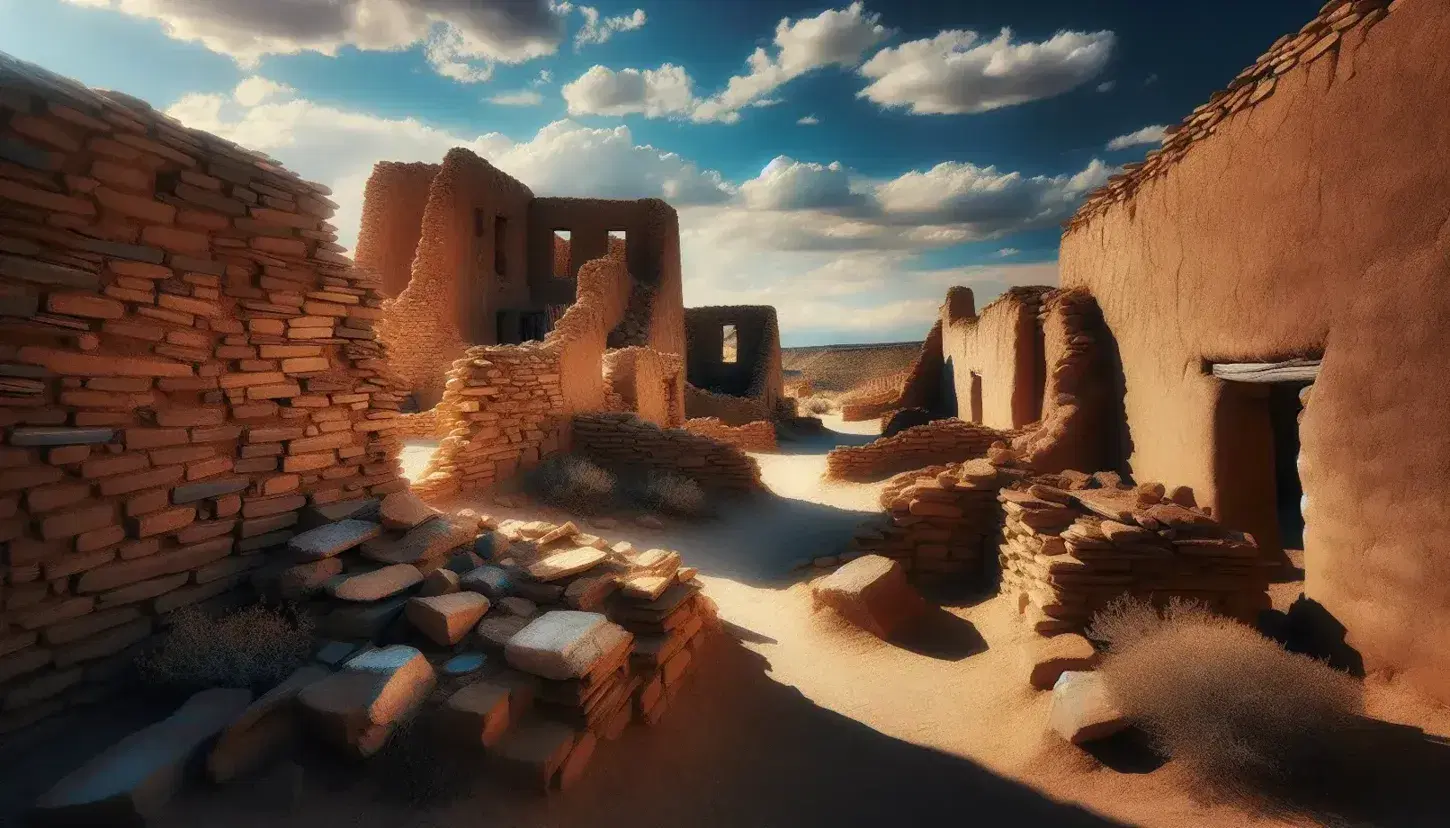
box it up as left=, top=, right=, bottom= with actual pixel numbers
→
left=355, top=155, right=684, bottom=410
left=683, top=305, right=787, bottom=425
left=845, top=0, right=1450, bottom=703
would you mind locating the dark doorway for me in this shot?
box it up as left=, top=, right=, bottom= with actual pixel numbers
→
left=969, top=372, right=983, bottom=424
left=1269, top=382, right=1309, bottom=551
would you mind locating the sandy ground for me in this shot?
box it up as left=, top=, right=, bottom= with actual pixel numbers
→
left=9, top=415, right=1449, bottom=827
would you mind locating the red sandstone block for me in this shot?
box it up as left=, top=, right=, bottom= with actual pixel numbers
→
left=98, top=464, right=183, bottom=497
left=0, top=179, right=95, bottom=216
left=77, top=537, right=232, bottom=593
left=214, top=494, right=241, bottom=518
left=0, top=465, right=64, bottom=492
left=94, top=186, right=174, bottom=225
left=90, top=160, right=150, bottom=191
left=17, top=597, right=96, bottom=630
left=47, top=445, right=91, bottom=465
left=148, top=445, right=212, bottom=465
left=247, top=382, right=300, bottom=400
left=154, top=407, right=225, bottom=428
left=124, top=428, right=189, bottom=451
left=46, top=293, right=124, bottom=320
left=132, top=506, right=195, bottom=538
left=39, top=502, right=115, bottom=540
left=185, top=457, right=232, bottom=480
left=118, top=538, right=159, bottom=560
left=241, top=494, right=306, bottom=519
left=164, top=328, right=211, bottom=350
left=141, top=224, right=209, bottom=255
left=26, top=481, right=92, bottom=513
left=282, top=451, right=334, bottom=473
left=280, top=356, right=329, bottom=373
left=156, top=293, right=218, bottom=317
left=81, top=453, right=148, bottom=479
left=74, top=526, right=125, bottom=555
left=250, top=237, right=307, bottom=257
left=189, top=425, right=242, bottom=443
left=217, top=371, right=286, bottom=389
left=233, top=457, right=278, bottom=474
left=125, top=488, right=171, bottom=518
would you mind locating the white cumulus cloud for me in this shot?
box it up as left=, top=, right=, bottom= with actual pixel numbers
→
left=561, top=64, right=697, bottom=117
left=487, top=89, right=544, bottom=106
left=797, top=114, right=819, bottom=125
left=1105, top=124, right=1167, bottom=151
left=739, top=157, right=864, bottom=211
left=858, top=27, right=1114, bottom=115
left=566, top=4, right=646, bottom=49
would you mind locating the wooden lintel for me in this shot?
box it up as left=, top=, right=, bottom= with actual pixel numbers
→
left=1210, top=359, right=1321, bottom=384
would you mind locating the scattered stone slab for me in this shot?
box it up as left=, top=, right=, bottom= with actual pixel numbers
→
left=513, top=580, right=565, bottom=605
left=564, top=574, right=618, bottom=612
left=492, top=715, right=576, bottom=791
left=329, top=564, right=423, bottom=602
left=498, top=596, right=538, bottom=617
left=621, top=574, right=671, bottom=602
left=318, top=598, right=407, bottom=641
left=536, top=521, right=578, bottom=547
left=277, top=557, right=343, bottom=600
left=287, top=519, right=381, bottom=561
left=505, top=611, right=632, bottom=681
left=441, top=653, right=486, bottom=677
left=208, top=666, right=329, bottom=783
left=379, top=491, right=439, bottom=531
left=361, top=517, right=474, bottom=565
left=472, top=533, right=497, bottom=560
left=418, top=568, right=459, bottom=597
left=477, top=614, right=531, bottom=651
left=436, top=678, right=514, bottom=748
left=298, top=646, right=436, bottom=758
left=406, top=593, right=491, bottom=646
left=526, top=547, right=607, bottom=582
left=1049, top=671, right=1129, bottom=745
left=460, top=564, right=513, bottom=599
left=1027, top=633, right=1100, bottom=690
left=33, top=688, right=253, bottom=824
left=298, top=498, right=379, bottom=530
left=810, top=554, right=926, bottom=640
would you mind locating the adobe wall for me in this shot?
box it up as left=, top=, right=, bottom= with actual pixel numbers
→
left=824, top=419, right=1010, bottom=482
left=683, top=382, right=771, bottom=426
left=0, top=54, right=404, bottom=730
left=373, top=150, right=533, bottom=408
left=683, top=305, right=784, bottom=423
left=940, top=286, right=1050, bottom=429
left=892, top=319, right=946, bottom=414
left=1058, top=0, right=1450, bottom=699
left=573, top=413, right=765, bottom=492
left=682, top=417, right=777, bottom=453
left=603, top=346, right=684, bottom=428
left=352, top=162, right=438, bottom=298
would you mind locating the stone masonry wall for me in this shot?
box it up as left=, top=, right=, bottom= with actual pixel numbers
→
left=352, top=161, right=438, bottom=298
left=0, top=55, right=405, bottom=731
left=683, top=305, right=784, bottom=423
left=825, top=418, right=1010, bottom=482
left=681, top=417, right=777, bottom=453
left=602, top=346, right=684, bottom=428
left=682, top=382, right=771, bottom=426
left=572, top=413, right=765, bottom=492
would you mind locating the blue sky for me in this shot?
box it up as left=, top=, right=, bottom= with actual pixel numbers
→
left=0, top=0, right=1321, bottom=346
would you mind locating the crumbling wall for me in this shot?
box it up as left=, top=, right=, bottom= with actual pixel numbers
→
left=683, top=382, right=771, bottom=425
left=1057, top=0, right=1450, bottom=700
left=940, top=285, right=1051, bottom=429
left=0, top=54, right=404, bottom=731
left=682, top=417, right=777, bottom=452
left=683, top=305, right=784, bottom=423
left=388, top=407, right=441, bottom=440
left=409, top=256, right=631, bottom=500
left=352, top=162, right=438, bottom=298
left=573, top=413, right=765, bottom=492
left=889, top=319, right=946, bottom=416
left=825, top=419, right=1010, bottom=482
left=374, top=149, right=533, bottom=408
left=850, top=461, right=1006, bottom=584
left=603, top=346, right=684, bottom=428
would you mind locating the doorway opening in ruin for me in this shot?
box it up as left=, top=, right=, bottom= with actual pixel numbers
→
left=969, top=371, right=983, bottom=423
left=1210, top=358, right=1319, bottom=576
left=552, top=230, right=572, bottom=278
left=722, top=324, right=738, bottom=364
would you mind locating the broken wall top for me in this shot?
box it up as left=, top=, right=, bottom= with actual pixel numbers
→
left=1063, top=0, right=1397, bottom=235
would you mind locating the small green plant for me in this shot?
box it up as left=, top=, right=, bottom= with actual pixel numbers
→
left=638, top=470, right=708, bottom=518
left=137, top=604, right=314, bottom=695
left=526, top=452, right=618, bottom=515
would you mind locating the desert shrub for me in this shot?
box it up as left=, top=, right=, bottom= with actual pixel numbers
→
left=638, top=469, right=708, bottom=518
left=1089, top=596, right=1364, bottom=804
left=526, top=452, right=617, bottom=515
left=137, top=604, right=314, bottom=695
left=799, top=394, right=838, bottom=416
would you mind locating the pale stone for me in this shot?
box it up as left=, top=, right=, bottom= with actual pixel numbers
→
left=287, top=519, right=380, bottom=560
left=476, top=614, right=531, bottom=651
left=1049, top=671, right=1129, bottom=745
left=810, top=554, right=926, bottom=640
left=360, top=517, right=473, bottom=565
left=329, top=564, right=422, bottom=602
left=297, top=645, right=436, bottom=758
left=526, top=546, right=606, bottom=582
left=405, top=593, right=491, bottom=646
left=621, top=574, right=671, bottom=601
left=1027, top=633, right=1100, bottom=690
left=379, top=491, right=439, bottom=531
left=505, top=611, right=632, bottom=681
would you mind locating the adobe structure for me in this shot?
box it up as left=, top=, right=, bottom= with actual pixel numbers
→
left=356, top=155, right=684, bottom=410
left=842, top=0, right=1450, bottom=705
left=682, top=305, right=787, bottom=425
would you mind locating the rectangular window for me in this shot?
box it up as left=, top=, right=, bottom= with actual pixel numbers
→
left=553, top=230, right=572, bottom=278
left=722, top=324, right=737, bottom=364
left=494, top=215, right=507, bottom=275
left=608, top=229, right=626, bottom=263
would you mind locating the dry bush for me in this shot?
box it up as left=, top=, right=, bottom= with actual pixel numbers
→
left=137, top=604, right=314, bottom=695
left=1089, top=596, right=1364, bottom=804
left=638, top=469, right=708, bottom=518
left=526, top=453, right=617, bottom=515
left=799, top=394, right=838, bottom=416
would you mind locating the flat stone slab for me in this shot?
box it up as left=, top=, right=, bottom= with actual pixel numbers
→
left=526, top=547, right=607, bottom=582
left=208, top=666, right=329, bottom=783
left=810, top=554, right=926, bottom=640
left=418, top=567, right=460, bottom=597
left=171, top=477, right=249, bottom=504
left=441, top=652, right=487, bottom=677
left=436, top=678, right=513, bottom=747
left=476, top=614, right=531, bottom=650
left=361, top=517, right=474, bottom=565
left=497, top=596, right=538, bottom=618
left=329, top=564, right=423, bottom=602
left=299, top=498, right=378, bottom=530
left=460, top=564, right=513, bottom=599
left=379, top=491, right=439, bottom=531
left=621, top=574, right=671, bottom=602
left=278, top=557, right=344, bottom=600
left=1027, top=633, right=1100, bottom=690
left=288, top=519, right=382, bottom=561
left=9, top=427, right=115, bottom=446
left=406, top=592, right=492, bottom=646
left=505, top=611, right=633, bottom=681
left=34, top=688, right=253, bottom=823
left=1049, top=671, right=1129, bottom=745
left=298, top=645, right=436, bottom=758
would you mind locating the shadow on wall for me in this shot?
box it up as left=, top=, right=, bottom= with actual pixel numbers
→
left=155, top=634, right=1134, bottom=828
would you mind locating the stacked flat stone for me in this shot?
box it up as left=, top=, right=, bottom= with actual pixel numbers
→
left=825, top=418, right=1013, bottom=482
left=1064, top=0, right=1396, bottom=233
left=849, top=457, right=1026, bottom=583
left=572, top=411, right=766, bottom=492
left=614, top=552, right=713, bottom=726
left=681, top=417, right=777, bottom=452
left=682, top=382, right=773, bottom=425
left=998, top=473, right=1271, bottom=635
left=0, top=54, right=406, bottom=732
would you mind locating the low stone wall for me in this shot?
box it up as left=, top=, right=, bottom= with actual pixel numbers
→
left=572, top=413, right=764, bottom=492
left=390, top=407, right=442, bottom=440
left=825, top=418, right=1009, bottom=482
left=682, top=417, right=776, bottom=452
left=602, top=346, right=684, bottom=428
left=683, top=382, right=771, bottom=426
left=848, top=460, right=1010, bottom=584
left=840, top=395, right=898, bottom=423
left=0, top=56, right=405, bottom=731
left=998, top=474, right=1270, bottom=634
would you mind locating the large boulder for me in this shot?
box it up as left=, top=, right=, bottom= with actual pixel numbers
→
left=810, top=554, right=926, bottom=639
left=1048, top=670, right=1129, bottom=745
left=297, top=646, right=436, bottom=758
left=208, top=666, right=330, bottom=783
left=505, top=611, right=632, bottom=681
left=33, top=688, right=252, bottom=824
